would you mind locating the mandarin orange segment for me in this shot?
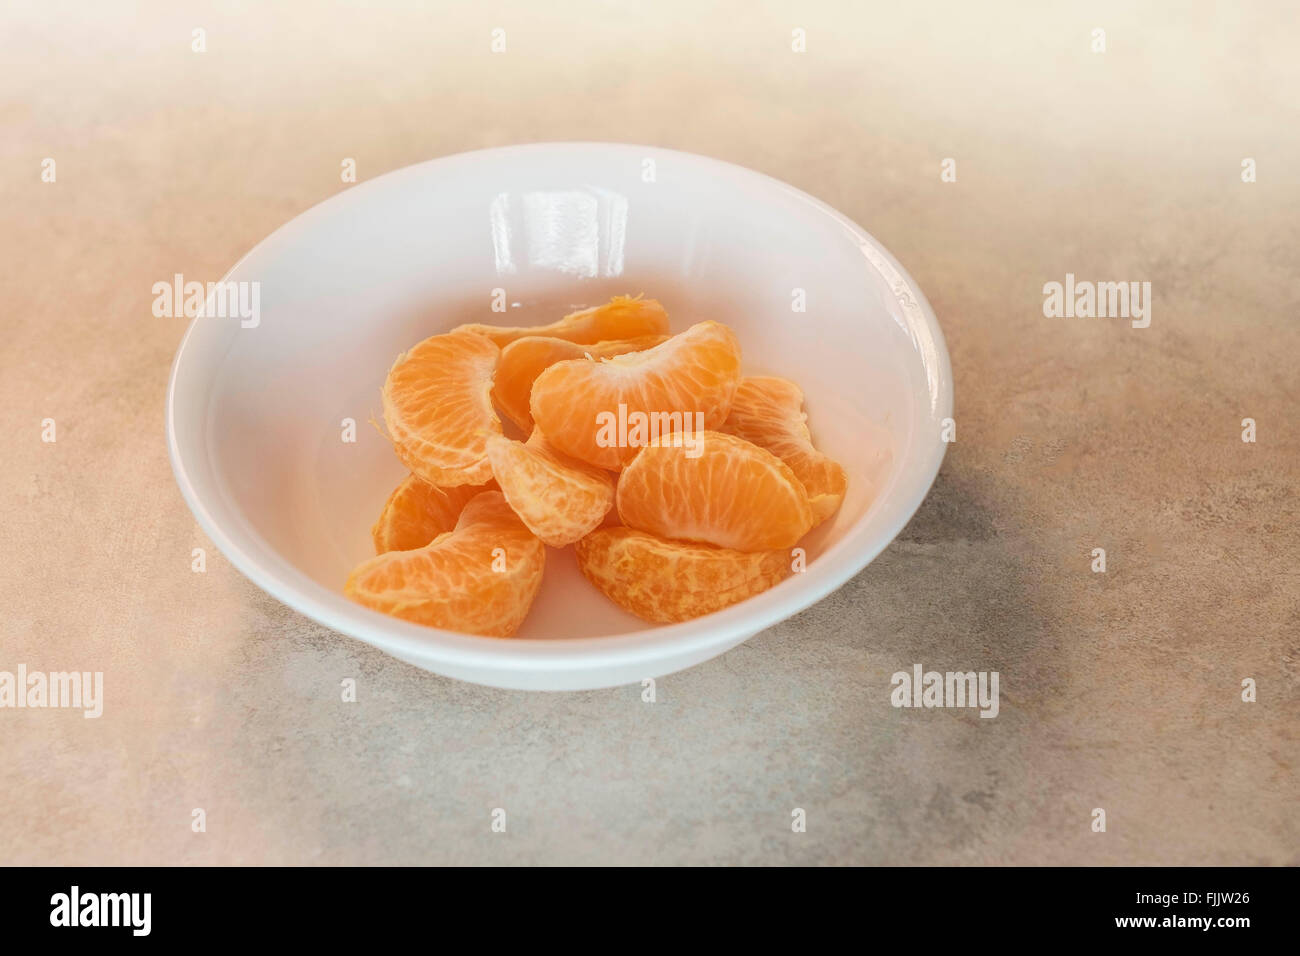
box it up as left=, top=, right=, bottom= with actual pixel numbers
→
left=576, top=527, right=791, bottom=623
left=370, top=473, right=495, bottom=554
left=486, top=430, right=615, bottom=547
left=455, top=295, right=669, bottom=348
left=721, top=376, right=848, bottom=525
left=381, top=330, right=501, bottom=486
left=345, top=491, right=545, bottom=637
left=529, top=321, right=742, bottom=470
left=493, top=334, right=668, bottom=432
left=616, top=430, right=814, bottom=551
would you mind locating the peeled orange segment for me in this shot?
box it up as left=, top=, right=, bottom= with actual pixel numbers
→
left=486, top=431, right=615, bottom=547
left=576, top=527, right=791, bottom=623
left=721, top=376, right=848, bottom=525
left=381, top=330, right=501, bottom=487
left=617, top=430, right=814, bottom=551
left=494, top=334, right=668, bottom=432
left=455, top=295, right=669, bottom=348
left=370, top=473, right=495, bottom=554
left=345, top=491, right=545, bottom=637
left=529, top=321, right=742, bottom=470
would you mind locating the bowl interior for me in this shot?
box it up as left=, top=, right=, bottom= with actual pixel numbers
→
left=170, top=144, right=945, bottom=645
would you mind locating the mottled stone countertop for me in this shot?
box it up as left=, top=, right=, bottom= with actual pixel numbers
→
left=2, top=2, right=1295, bottom=864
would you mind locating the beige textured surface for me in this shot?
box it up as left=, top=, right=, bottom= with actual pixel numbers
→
left=2, top=1, right=1296, bottom=865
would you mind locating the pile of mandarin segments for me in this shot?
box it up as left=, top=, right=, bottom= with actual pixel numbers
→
left=344, top=295, right=848, bottom=636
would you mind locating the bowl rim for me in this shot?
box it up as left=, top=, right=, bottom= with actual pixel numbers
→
left=166, top=141, right=952, bottom=676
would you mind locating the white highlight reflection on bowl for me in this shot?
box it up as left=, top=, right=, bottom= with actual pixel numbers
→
left=490, top=188, right=628, bottom=277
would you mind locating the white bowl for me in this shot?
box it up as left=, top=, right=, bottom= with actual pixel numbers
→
left=166, top=143, right=952, bottom=691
